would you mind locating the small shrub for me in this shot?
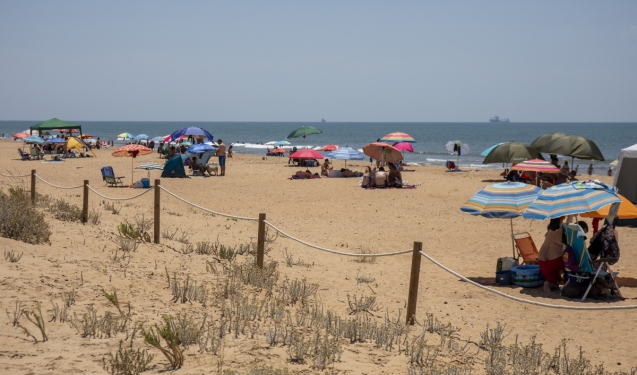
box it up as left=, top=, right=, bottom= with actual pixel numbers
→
left=89, top=208, right=102, bottom=225
left=0, top=188, right=51, bottom=244
left=48, top=198, right=83, bottom=222
left=4, top=250, right=23, bottom=263
left=117, top=215, right=151, bottom=242
left=103, top=340, right=154, bottom=375
left=104, top=201, right=121, bottom=215
left=354, top=245, right=378, bottom=264
left=141, top=316, right=184, bottom=369
left=23, top=302, right=48, bottom=342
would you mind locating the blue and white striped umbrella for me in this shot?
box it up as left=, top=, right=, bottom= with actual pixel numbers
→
left=325, top=147, right=365, bottom=161
left=134, top=134, right=149, bottom=140
left=135, top=162, right=164, bottom=171
left=461, top=182, right=541, bottom=219
left=523, top=181, right=621, bottom=220
left=23, top=136, right=45, bottom=144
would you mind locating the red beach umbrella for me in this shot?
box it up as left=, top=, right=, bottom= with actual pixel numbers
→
left=289, top=149, right=324, bottom=160
left=270, top=148, right=287, bottom=154
left=320, top=144, right=340, bottom=152
left=112, top=145, right=153, bottom=182
left=13, top=133, right=28, bottom=139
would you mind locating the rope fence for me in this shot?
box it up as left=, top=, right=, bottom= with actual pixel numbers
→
left=418, top=250, right=637, bottom=311
left=87, top=184, right=153, bottom=201
left=0, top=172, right=30, bottom=178
left=264, top=220, right=413, bottom=257
left=159, top=185, right=258, bottom=221
left=6, top=170, right=636, bottom=320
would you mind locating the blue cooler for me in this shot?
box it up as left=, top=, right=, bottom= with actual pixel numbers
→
left=141, top=178, right=150, bottom=188
left=495, top=270, right=513, bottom=285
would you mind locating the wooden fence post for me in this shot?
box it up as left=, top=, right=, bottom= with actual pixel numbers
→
left=154, top=179, right=161, bottom=244
left=31, top=169, right=36, bottom=205
left=406, top=241, right=423, bottom=325
left=257, top=213, right=266, bottom=269
left=81, top=180, right=89, bottom=223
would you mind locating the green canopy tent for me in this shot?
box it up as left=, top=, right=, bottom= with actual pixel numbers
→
left=30, top=118, right=83, bottom=138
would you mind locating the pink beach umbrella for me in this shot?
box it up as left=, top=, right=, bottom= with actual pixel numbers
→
left=393, top=142, right=414, bottom=153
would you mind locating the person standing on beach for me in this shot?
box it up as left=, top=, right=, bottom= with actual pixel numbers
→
left=216, top=139, right=227, bottom=176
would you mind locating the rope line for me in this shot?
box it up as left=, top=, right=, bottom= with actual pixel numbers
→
left=264, top=220, right=412, bottom=257
left=159, top=186, right=258, bottom=221
left=419, top=250, right=637, bottom=311
left=87, top=185, right=152, bottom=201
left=35, top=174, right=83, bottom=189
left=0, top=172, right=30, bottom=178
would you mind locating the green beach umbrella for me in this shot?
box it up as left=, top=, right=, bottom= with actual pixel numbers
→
left=541, top=135, right=605, bottom=161
left=482, top=142, right=543, bottom=164
left=530, top=132, right=567, bottom=151
left=286, top=126, right=322, bottom=147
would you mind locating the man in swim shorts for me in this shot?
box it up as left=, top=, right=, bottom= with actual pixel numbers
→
left=216, top=139, right=227, bottom=176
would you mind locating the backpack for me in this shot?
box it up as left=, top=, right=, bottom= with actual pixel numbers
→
left=562, top=245, right=580, bottom=273
left=588, top=225, right=620, bottom=264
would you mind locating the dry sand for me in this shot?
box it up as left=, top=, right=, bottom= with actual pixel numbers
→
left=1, top=140, right=636, bottom=374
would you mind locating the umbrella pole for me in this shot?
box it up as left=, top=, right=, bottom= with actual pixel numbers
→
left=510, top=218, right=516, bottom=258
left=131, top=157, right=134, bottom=183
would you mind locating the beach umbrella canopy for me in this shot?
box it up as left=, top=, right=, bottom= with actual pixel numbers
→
left=380, top=132, right=416, bottom=143
left=58, top=128, right=78, bottom=133
left=13, top=133, right=28, bottom=139
left=23, top=136, right=45, bottom=144
left=265, top=141, right=277, bottom=145
left=270, top=148, right=288, bottom=154
left=275, top=140, right=291, bottom=146
left=445, top=141, right=470, bottom=156
left=43, top=137, right=66, bottom=144
left=151, top=136, right=167, bottom=142
left=286, top=126, right=323, bottom=139
left=134, top=134, right=149, bottom=140
left=113, top=145, right=153, bottom=181
left=136, top=162, right=163, bottom=170
left=319, top=144, right=340, bottom=152
left=482, top=142, right=543, bottom=164
left=461, top=181, right=542, bottom=256
left=80, top=134, right=93, bottom=139
left=530, top=132, right=567, bottom=151
left=580, top=193, right=637, bottom=219
left=289, top=149, right=324, bottom=160
left=180, top=141, right=193, bottom=146
left=481, top=142, right=506, bottom=156
left=169, top=126, right=214, bottom=142
left=325, top=147, right=366, bottom=161
left=362, top=142, right=403, bottom=163
left=540, top=135, right=605, bottom=161
left=461, top=182, right=541, bottom=219
left=511, top=159, right=560, bottom=173
left=118, top=133, right=135, bottom=139
left=187, top=144, right=217, bottom=154
left=523, top=181, right=621, bottom=220
left=393, top=142, right=414, bottom=153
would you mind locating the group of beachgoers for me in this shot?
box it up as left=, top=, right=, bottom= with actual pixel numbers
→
left=503, top=155, right=612, bottom=189
left=156, top=139, right=229, bottom=177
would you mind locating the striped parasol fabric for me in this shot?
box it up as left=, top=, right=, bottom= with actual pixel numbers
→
left=112, top=144, right=152, bottom=157
left=523, top=181, right=621, bottom=220
left=511, top=159, right=559, bottom=173
left=461, top=182, right=541, bottom=218
left=135, top=162, right=164, bottom=170
left=380, top=132, right=416, bottom=143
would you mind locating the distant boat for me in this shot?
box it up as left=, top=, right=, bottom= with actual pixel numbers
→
left=489, top=116, right=510, bottom=123
left=321, top=118, right=326, bottom=123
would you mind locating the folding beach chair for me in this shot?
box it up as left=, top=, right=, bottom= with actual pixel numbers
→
left=512, top=232, right=539, bottom=265
left=101, top=166, right=124, bottom=187
left=18, top=149, right=31, bottom=160
left=563, top=223, right=622, bottom=301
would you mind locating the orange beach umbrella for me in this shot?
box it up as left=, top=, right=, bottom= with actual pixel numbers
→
left=580, top=194, right=637, bottom=219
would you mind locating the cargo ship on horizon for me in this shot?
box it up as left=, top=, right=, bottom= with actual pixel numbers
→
left=489, top=116, right=510, bottom=123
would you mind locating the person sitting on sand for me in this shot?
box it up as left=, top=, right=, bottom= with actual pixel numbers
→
left=167, top=146, right=176, bottom=159
left=362, top=166, right=374, bottom=188
left=321, top=158, right=333, bottom=176
left=191, top=157, right=205, bottom=175
left=539, top=218, right=564, bottom=293
left=65, top=149, right=76, bottom=158
left=375, top=167, right=389, bottom=188
left=387, top=163, right=403, bottom=187
left=568, top=170, right=578, bottom=182
left=294, top=170, right=313, bottom=179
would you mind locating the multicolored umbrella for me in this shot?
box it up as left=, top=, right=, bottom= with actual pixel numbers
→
left=461, top=182, right=541, bottom=219
left=362, top=142, right=403, bottom=163
left=113, top=145, right=153, bottom=181
left=511, top=159, right=560, bottom=173
left=289, top=149, right=324, bottom=160
left=118, top=133, right=135, bottom=139
left=523, top=181, right=621, bottom=220
left=380, top=132, right=416, bottom=143
left=461, top=182, right=542, bottom=256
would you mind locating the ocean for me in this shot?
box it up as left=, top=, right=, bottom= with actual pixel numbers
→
left=1, top=121, right=635, bottom=172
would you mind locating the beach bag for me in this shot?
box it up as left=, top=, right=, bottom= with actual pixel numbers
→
left=588, top=225, right=619, bottom=264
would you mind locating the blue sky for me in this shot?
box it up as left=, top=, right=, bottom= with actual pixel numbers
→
left=1, top=1, right=636, bottom=122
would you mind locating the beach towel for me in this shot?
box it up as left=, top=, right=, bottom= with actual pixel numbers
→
left=364, top=185, right=417, bottom=190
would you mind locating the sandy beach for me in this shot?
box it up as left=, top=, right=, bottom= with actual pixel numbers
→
left=1, top=139, right=636, bottom=374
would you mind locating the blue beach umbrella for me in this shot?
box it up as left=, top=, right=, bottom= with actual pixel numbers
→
left=481, top=142, right=506, bottom=156
left=187, top=144, right=217, bottom=154
left=151, top=136, right=166, bottom=142
left=169, top=126, right=214, bottom=142
left=44, top=138, right=67, bottom=144
left=461, top=181, right=542, bottom=256
left=325, top=147, right=366, bottom=166
left=523, top=181, right=621, bottom=221
left=134, top=134, right=149, bottom=140
left=24, top=136, right=45, bottom=144
left=275, top=140, right=291, bottom=146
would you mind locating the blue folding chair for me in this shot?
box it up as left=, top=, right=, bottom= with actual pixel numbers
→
left=100, top=166, right=124, bottom=187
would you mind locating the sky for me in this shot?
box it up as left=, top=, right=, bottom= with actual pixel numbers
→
left=1, top=1, right=636, bottom=122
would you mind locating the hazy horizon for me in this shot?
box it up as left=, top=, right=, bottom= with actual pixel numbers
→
left=1, top=1, right=636, bottom=122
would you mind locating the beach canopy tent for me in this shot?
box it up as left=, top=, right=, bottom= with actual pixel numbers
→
left=161, top=155, right=188, bottom=178
left=30, top=118, right=82, bottom=137
left=67, top=136, right=96, bottom=157
left=613, top=143, right=637, bottom=204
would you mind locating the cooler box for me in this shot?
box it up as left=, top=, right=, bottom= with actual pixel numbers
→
left=141, top=178, right=150, bottom=188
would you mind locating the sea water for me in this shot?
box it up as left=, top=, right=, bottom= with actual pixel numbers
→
left=1, top=121, right=635, bottom=172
